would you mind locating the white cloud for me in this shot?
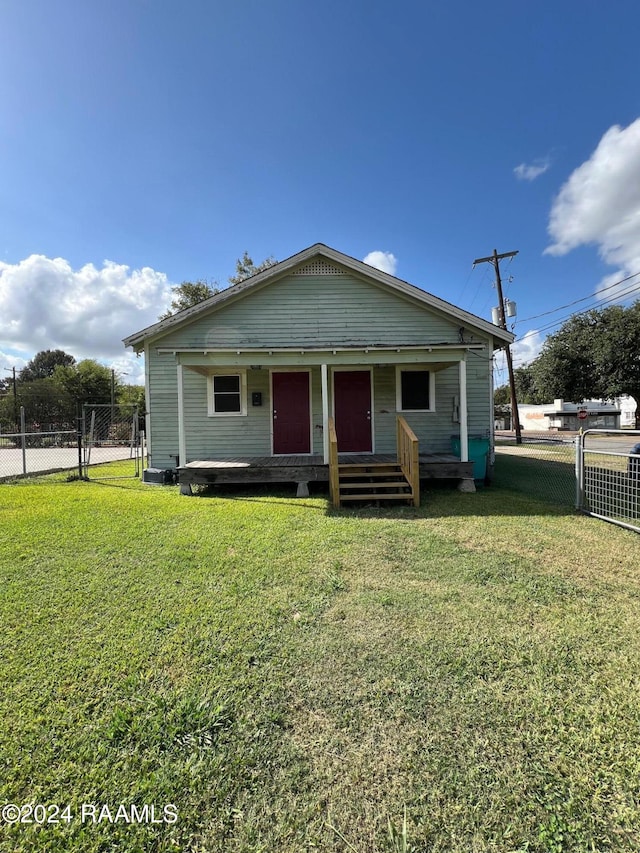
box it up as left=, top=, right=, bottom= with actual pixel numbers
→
left=494, top=329, right=544, bottom=378
left=545, top=118, right=640, bottom=299
left=0, top=255, right=172, bottom=384
left=514, top=159, right=550, bottom=181
left=363, top=250, right=398, bottom=276
left=512, top=329, right=545, bottom=365
left=0, top=350, right=28, bottom=373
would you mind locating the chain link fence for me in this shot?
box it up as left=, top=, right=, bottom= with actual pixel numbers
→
left=82, top=403, right=141, bottom=479
left=494, top=430, right=640, bottom=532
left=493, top=431, right=577, bottom=507
left=0, top=404, right=142, bottom=481
left=0, top=425, right=81, bottom=480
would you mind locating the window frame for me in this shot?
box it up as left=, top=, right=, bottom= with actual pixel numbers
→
left=207, top=370, right=248, bottom=417
left=395, top=366, right=435, bottom=413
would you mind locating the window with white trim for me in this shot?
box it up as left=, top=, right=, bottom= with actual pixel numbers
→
left=208, top=372, right=247, bottom=416
left=396, top=368, right=435, bottom=412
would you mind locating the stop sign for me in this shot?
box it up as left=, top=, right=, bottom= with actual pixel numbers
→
left=578, top=409, right=588, bottom=420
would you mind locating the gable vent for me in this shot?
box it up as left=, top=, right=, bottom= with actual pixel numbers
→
left=292, top=259, right=346, bottom=276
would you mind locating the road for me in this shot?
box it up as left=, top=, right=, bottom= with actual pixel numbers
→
left=0, top=446, right=137, bottom=479
left=496, top=431, right=640, bottom=455
left=581, top=433, right=640, bottom=454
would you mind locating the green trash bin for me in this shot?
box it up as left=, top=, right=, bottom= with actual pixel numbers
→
left=451, top=435, right=490, bottom=481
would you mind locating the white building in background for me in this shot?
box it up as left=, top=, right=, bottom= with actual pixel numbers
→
left=620, top=396, right=638, bottom=427
left=517, top=397, right=637, bottom=432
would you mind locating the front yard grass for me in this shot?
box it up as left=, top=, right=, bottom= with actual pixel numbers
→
left=1, top=468, right=639, bottom=852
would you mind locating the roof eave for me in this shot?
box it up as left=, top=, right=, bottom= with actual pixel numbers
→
left=122, top=242, right=516, bottom=348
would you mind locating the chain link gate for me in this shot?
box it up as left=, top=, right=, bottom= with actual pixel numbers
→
left=576, top=429, right=640, bottom=533
left=82, top=403, right=142, bottom=479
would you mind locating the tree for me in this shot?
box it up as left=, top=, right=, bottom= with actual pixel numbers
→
left=0, top=350, right=76, bottom=428
left=18, top=349, right=75, bottom=382
left=494, top=365, right=546, bottom=406
left=159, top=254, right=278, bottom=318
left=118, top=384, right=146, bottom=417
left=494, top=384, right=510, bottom=406
left=54, top=359, right=113, bottom=405
left=228, top=251, right=277, bottom=285
left=13, top=377, right=75, bottom=427
left=531, top=301, right=640, bottom=427
left=158, top=280, right=219, bottom=320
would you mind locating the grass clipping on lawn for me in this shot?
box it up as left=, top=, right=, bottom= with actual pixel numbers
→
left=0, top=471, right=639, bottom=852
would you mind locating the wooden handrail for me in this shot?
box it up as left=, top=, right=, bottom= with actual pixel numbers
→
left=328, top=417, right=340, bottom=507
left=396, top=416, right=420, bottom=507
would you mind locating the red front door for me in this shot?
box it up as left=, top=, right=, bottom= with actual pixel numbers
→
left=333, top=370, right=372, bottom=452
left=272, top=372, right=311, bottom=454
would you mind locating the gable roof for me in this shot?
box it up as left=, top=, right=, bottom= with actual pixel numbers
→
left=123, top=243, right=515, bottom=350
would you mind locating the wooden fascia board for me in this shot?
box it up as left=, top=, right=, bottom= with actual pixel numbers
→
left=329, top=258, right=513, bottom=346
left=123, top=272, right=289, bottom=350
left=162, top=343, right=486, bottom=354
left=122, top=244, right=333, bottom=349
left=173, top=346, right=481, bottom=368
left=123, top=242, right=514, bottom=349
left=344, top=269, right=500, bottom=348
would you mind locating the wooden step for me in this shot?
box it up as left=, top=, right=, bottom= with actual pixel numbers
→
left=340, top=492, right=413, bottom=501
left=339, top=468, right=403, bottom=477
left=338, top=463, right=402, bottom=471
left=340, top=481, right=410, bottom=490
left=335, top=459, right=414, bottom=505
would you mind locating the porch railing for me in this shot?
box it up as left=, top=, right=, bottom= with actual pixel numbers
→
left=397, top=416, right=420, bottom=506
left=328, top=417, right=340, bottom=508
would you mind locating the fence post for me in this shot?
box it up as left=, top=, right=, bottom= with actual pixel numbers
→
left=575, top=432, right=583, bottom=510
left=77, top=412, right=84, bottom=479
left=140, top=430, right=146, bottom=478
left=20, top=406, right=27, bottom=476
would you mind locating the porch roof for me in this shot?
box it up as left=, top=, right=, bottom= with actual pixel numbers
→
left=165, top=342, right=487, bottom=368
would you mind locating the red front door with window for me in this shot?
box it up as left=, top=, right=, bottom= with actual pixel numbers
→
left=272, top=372, right=311, bottom=454
left=333, top=370, right=372, bottom=452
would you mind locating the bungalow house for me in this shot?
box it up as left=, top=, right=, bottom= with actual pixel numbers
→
left=123, top=244, right=514, bottom=504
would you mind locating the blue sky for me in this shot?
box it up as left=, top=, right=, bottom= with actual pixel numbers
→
left=2, top=0, right=640, bottom=387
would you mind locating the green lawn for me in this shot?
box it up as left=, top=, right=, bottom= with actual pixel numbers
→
left=1, top=466, right=639, bottom=852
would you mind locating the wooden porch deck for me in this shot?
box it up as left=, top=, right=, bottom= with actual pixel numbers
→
left=178, top=453, right=475, bottom=494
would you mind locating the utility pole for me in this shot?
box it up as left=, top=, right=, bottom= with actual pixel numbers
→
left=472, top=249, right=522, bottom=444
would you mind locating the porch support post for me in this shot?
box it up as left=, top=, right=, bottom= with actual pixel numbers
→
left=459, top=358, right=468, bottom=462
left=177, top=363, right=186, bottom=467
left=321, top=363, right=329, bottom=463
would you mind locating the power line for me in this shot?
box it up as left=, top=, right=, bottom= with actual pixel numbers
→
left=466, top=263, right=491, bottom=312
left=516, top=269, right=640, bottom=325
left=456, top=264, right=477, bottom=305
left=516, top=278, right=640, bottom=343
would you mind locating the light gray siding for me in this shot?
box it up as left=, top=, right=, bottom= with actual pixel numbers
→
left=148, top=360, right=493, bottom=464
left=147, top=349, right=179, bottom=468
left=154, top=273, right=473, bottom=350
left=144, top=269, right=495, bottom=467
left=182, top=367, right=326, bottom=461
left=371, top=356, right=491, bottom=455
